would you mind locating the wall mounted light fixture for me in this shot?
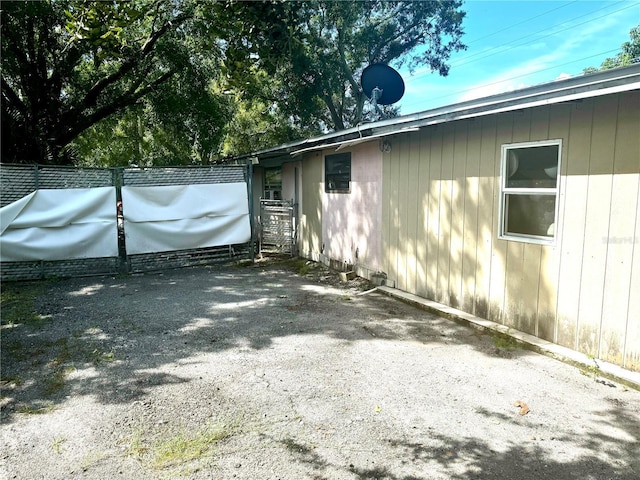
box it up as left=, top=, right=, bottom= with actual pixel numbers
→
left=380, top=139, right=391, bottom=153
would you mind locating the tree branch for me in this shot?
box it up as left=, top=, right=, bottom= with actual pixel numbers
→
left=58, top=69, right=176, bottom=146
left=1, top=77, right=28, bottom=115
left=336, top=28, right=362, bottom=97
left=81, top=11, right=191, bottom=110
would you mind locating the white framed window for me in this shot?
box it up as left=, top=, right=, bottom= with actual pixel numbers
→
left=499, top=139, right=562, bottom=244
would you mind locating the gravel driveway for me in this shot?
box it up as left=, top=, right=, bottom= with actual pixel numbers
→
left=1, top=258, right=639, bottom=480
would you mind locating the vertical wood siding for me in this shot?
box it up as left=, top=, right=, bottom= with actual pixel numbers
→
left=381, top=91, right=640, bottom=371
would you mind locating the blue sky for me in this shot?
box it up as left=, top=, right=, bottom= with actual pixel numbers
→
left=395, top=0, right=640, bottom=115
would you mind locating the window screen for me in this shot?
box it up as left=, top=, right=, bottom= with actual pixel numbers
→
left=325, top=153, right=351, bottom=193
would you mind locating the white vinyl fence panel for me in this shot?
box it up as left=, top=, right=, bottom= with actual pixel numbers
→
left=121, top=182, right=251, bottom=255
left=0, top=187, right=118, bottom=261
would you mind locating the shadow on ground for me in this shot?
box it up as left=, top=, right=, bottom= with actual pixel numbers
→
left=278, top=405, right=639, bottom=479
left=1, top=259, right=516, bottom=417
left=1, top=258, right=638, bottom=479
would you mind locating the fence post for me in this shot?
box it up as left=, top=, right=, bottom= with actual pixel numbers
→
left=114, top=167, right=129, bottom=274
left=247, top=160, right=255, bottom=263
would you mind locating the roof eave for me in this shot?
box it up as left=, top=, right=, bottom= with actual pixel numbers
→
left=231, top=63, right=640, bottom=163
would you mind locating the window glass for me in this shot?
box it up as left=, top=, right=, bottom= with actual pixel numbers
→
left=264, top=168, right=282, bottom=200
left=500, top=141, right=561, bottom=243
left=325, top=153, right=351, bottom=193
left=506, top=145, right=559, bottom=189
left=504, top=194, right=557, bottom=237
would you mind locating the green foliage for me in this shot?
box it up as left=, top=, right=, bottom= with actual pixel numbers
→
left=72, top=86, right=232, bottom=167
left=221, top=94, right=320, bottom=157
left=288, top=258, right=313, bottom=276
left=492, top=334, right=522, bottom=351
left=2, top=1, right=466, bottom=164
left=51, top=436, right=67, bottom=454
left=1, top=0, right=225, bottom=164
left=584, top=24, right=640, bottom=73
left=16, top=403, right=56, bottom=415
left=124, top=423, right=236, bottom=472
left=220, top=1, right=466, bottom=132
left=44, top=366, right=74, bottom=396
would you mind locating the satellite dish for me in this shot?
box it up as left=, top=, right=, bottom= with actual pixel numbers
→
left=361, top=63, right=405, bottom=106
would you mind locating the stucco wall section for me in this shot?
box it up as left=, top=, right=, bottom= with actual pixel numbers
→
left=300, top=154, right=323, bottom=258
left=281, top=162, right=299, bottom=203
left=322, top=141, right=383, bottom=274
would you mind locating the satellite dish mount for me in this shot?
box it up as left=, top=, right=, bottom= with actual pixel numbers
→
left=370, top=87, right=384, bottom=118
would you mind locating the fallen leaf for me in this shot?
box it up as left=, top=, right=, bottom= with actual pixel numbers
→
left=514, top=400, right=530, bottom=415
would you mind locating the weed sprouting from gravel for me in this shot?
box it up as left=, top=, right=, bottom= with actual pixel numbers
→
left=492, top=333, right=523, bottom=350
left=44, top=366, right=75, bottom=396
left=51, top=436, right=67, bottom=454
left=287, top=258, right=313, bottom=276
left=125, top=422, right=237, bottom=472
left=1, top=375, right=22, bottom=387
left=78, top=450, right=108, bottom=473
left=152, top=425, right=231, bottom=469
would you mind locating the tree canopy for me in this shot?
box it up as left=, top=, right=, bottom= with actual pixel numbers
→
left=2, top=0, right=228, bottom=164
left=221, top=1, right=466, bottom=132
left=1, top=0, right=467, bottom=165
left=584, top=23, right=640, bottom=73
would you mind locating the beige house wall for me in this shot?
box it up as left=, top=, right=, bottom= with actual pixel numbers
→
left=381, top=90, right=640, bottom=371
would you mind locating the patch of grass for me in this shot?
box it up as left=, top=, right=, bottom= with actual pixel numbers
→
left=492, top=333, right=522, bottom=350
left=16, top=403, right=56, bottom=415
left=580, top=356, right=601, bottom=379
left=65, top=336, right=116, bottom=366
left=44, top=366, right=75, bottom=396
left=151, top=423, right=234, bottom=470
left=78, top=450, right=108, bottom=472
left=4, top=339, right=27, bottom=361
left=1, top=375, right=22, bottom=387
left=288, top=258, right=313, bottom=276
left=124, top=423, right=237, bottom=471
left=124, top=429, right=149, bottom=458
left=45, top=338, right=71, bottom=366
left=0, top=284, right=48, bottom=329
left=91, top=348, right=116, bottom=365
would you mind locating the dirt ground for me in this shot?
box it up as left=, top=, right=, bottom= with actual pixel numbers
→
left=1, top=257, right=639, bottom=480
